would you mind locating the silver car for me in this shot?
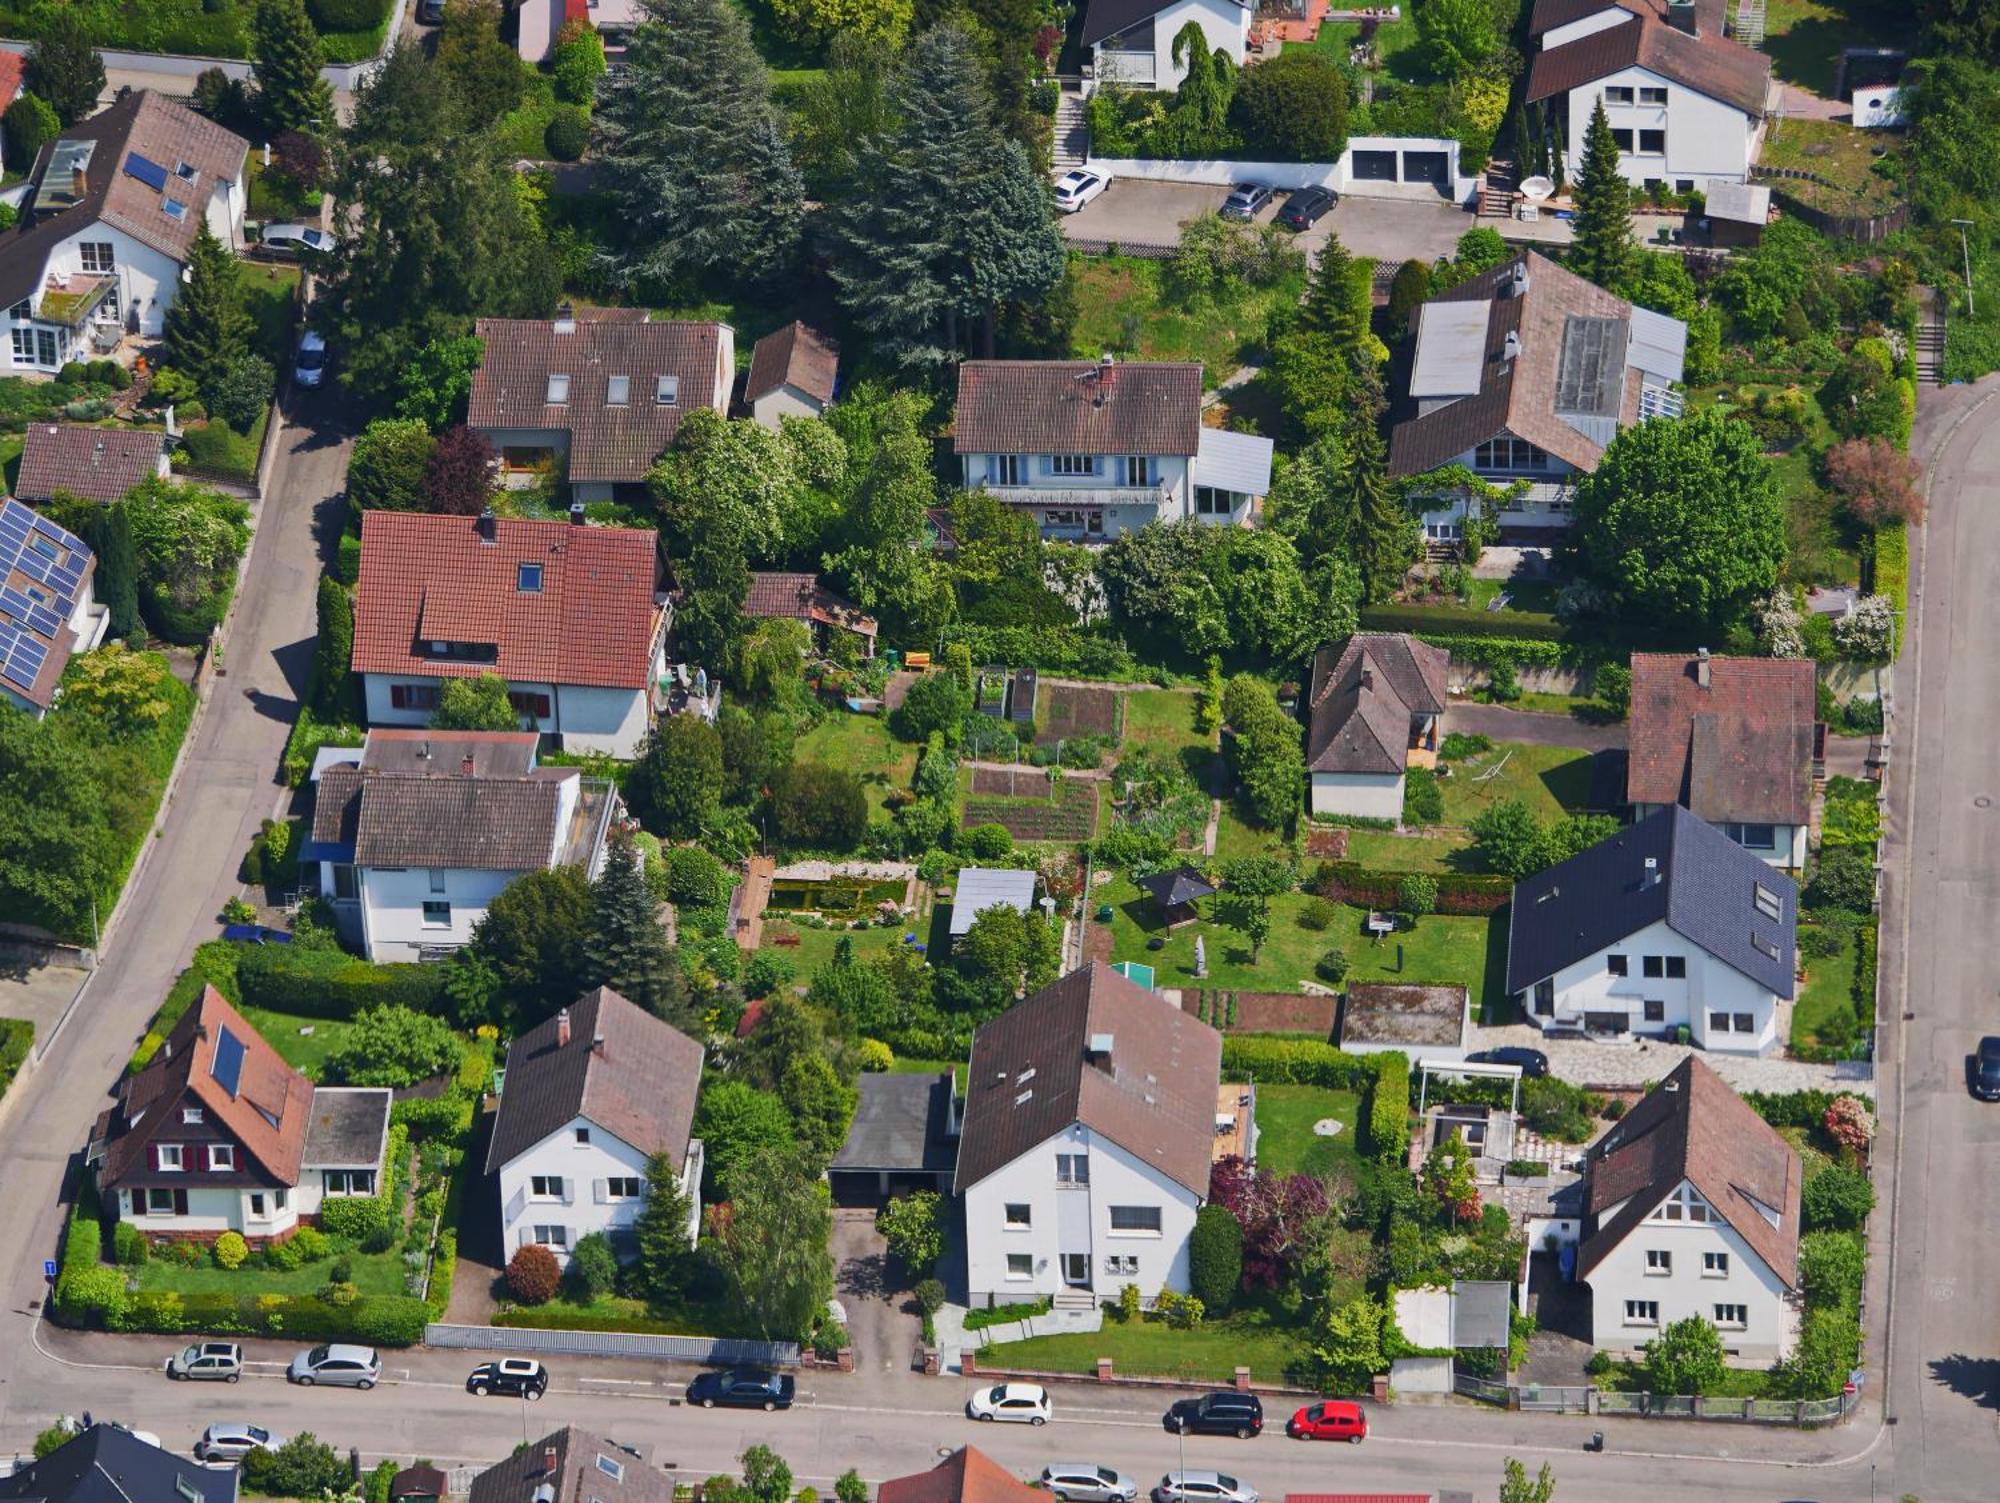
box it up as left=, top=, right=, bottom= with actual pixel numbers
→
left=195, top=1424, right=285, bottom=1463
left=1154, top=1475, right=1257, bottom=1503
left=287, top=1342, right=381, bottom=1388
left=1041, top=1466, right=1138, bottom=1503
left=165, top=1342, right=243, bottom=1382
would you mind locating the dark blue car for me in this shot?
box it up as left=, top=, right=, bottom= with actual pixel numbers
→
left=221, top=924, right=293, bottom=945
left=686, top=1369, right=795, bottom=1411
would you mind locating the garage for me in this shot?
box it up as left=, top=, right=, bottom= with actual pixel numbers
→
left=1352, top=150, right=1399, bottom=181
left=1402, top=150, right=1450, bottom=187
left=827, top=1069, right=959, bottom=1205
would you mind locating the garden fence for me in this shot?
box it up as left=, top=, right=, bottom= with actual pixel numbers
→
left=423, top=1322, right=798, bottom=1367
left=1065, top=237, right=1178, bottom=260
left=1471, top=1381, right=1859, bottom=1427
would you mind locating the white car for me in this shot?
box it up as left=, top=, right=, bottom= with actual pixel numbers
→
left=967, top=1380, right=1051, bottom=1425
left=294, top=330, right=327, bottom=389
left=1053, top=167, right=1111, bottom=214
left=256, top=223, right=335, bottom=260
left=1153, top=1475, right=1257, bottom=1503
left=195, top=1424, right=286, bottom=1463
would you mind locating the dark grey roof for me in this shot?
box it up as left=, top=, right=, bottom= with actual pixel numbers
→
left=302, top=1087, right=391, bottom=1169
left=0, top=1427, right=237, bottom=1503
left=830, top=1071, right=957, bottom=1175
left=1137, top=865, right=1215, bottom=908
left=1450, top=1280, right=1514, bottom=1348
left=1505, top=806, right=1796, bottom=996
left=467, top=1430, right=670, bottom=1503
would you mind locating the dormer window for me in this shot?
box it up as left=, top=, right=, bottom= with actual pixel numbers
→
left=518, top=563, right=544, bottom=592
left=655, top=374, right=678, bottom=405
left=607, top=375, right=629, bottom=406
left=175, top=160, right=199, bottom=182
left=547, top=373, right=571, bottom=404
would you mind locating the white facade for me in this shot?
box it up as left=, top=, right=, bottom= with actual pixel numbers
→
left=1092, top=0, right=1252, bottom=90
left=962, top=1124, right=1200, bottom=1307
left=960, top=451, right=1196, bottom=541
left=750, top=384, right=826, bottom=430
left=1523, top=916, right=1780, bottom=1054
left=110, top=1171, right=373, bottom=1239
left=515, top=0, right=644, bottom=60
left=354, top=864, right=520, bottom=963
left=1585, top=1178, right=1798, bottom=1362
left=1416, top=468, right=1582, bottom=542
left=1562, top=67, right=1765, bottom=192
left=360, top=672, right=656, bottom=758
left=1632, top=801, right=1807, bottom=870
left=495, top=1113, right=703, bottom=1265
left=1309, top=769, right=1406, bottom=821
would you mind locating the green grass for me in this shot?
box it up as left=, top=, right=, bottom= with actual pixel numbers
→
left=0, top=431, right=22, bottom=494
left=1342, top=829, right=1474, bottom=873
left=1462, top=578, right=1562, bottom=613
left=1121, top=689, right=1214, bottom=771
left=887, top=1055, right=967, bottom=1090
left=1286, top=13, right=1427, bottom=83
left=1758, top=117, right=1903, bottom=216
left=238, top=1006, right=357, bottom=1081
left=1790, top=924, right=1862, bottom=1055
left=1685, top=382, right=1860, bottom=587
left=794, top=713, right=916, bottom=817
left=1211, top=800, right=1286, bottom=863
left=242, top=262, right=302, bottom=364
left=0, top=0, right=389, bottom=62
left=494, top=1289, right=742, bottom=1336
left=654, top=288, right=797, bottom=369
left=997, top=1286, right=1347, bottom=1385
left=1069, top=256, right=1307, bottom=390
left=496, top=75, right=562, bottom=162
left=176, top=406, right=269, bottom=485
left=245, top=155, right=319, bottom=223
left=135, top=1242, right=409, bottom=1297
left=1438, top=741, right=1598, bottom=824
left=1253, top=1084, right=1361, bottom=1178
left=1592, top=1358, right=1776, bottom=1398
left=1762, top=0, right=1902, bottom=96
left=757, top=919, right=904, bottom=981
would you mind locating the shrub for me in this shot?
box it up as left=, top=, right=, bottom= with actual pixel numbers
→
left=264, top=1236, right=304, bottom=1271
left=665, top=844, right=730, bottom=907
left=1798, top=1229, right=1866, bottom=1312
left=876, top=1190, right=948, bottom=1275
left=1188, top=1204, right=1243, bottom=1314
left=1594, top=662, right=1632, bottom=718
left=544, top=105, right=590, bottom=162
left=961, top=822, right=1014, bottom=860
left=244, top=1433, right=352, bottom=1498
left=567, top=1232, right=618, bottom=1300
left=208, top=354, right=274, bottom=432
left=892, top=672, right=970, bottom=743
left=348, top=419, right=435, bottom=511
left=858, top=1039, right=893, bottom=1071
left=551, top=22, right=607, bottom=104
left=1396, top=873, right=1438, bottom=918
left=1364, top=1052, right=1410, bottom=1164
left=1315, top=946, right=1350, bottom=983
left=1485, top=663, right=1521, bottom=702
left=1806, top=848, right=1875, bottom=913
left=113, top=1220, right=149, bottom=1265
left=1438, top=731, right=1492, bottom=760
left=1773, top=1306, right=1861, bottom=1398
left=309, top=0, right=391, bottom=29
left=1801, top=1161, right=1875, bottom=1232
left=319, top=1194, right=390, bottom=1242
left=1644, top=1314, right=1727, bottom=1395
left=1298, top=897, right=1337, bottom=931
left=236, top=944, right=447, bottom=1018
left=507, top=1243, right=562, bottom=1305
left=213, top=1231, right=249, bottom=1269
left=743, top=949, right=795, bottom=1000
left=1402, top=765, right=1444, bottom=824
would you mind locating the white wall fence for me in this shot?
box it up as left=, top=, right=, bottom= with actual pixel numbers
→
left=1089, top=136, right=1478, bottom=204
left=1453, top=1371, right=1858, bottom=1426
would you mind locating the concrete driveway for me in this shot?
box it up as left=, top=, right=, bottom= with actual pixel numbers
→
left=1061, top=178, right=1474, bottom=264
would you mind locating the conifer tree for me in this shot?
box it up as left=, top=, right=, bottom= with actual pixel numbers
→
left=585, top=836, right=692, bottom=1026
left=1345, top=367, right=1417, bottom=603
left=98, top=500, right=140, bottom=641
left=164, top=223, right=250, bottom=399
left=1298, top=232, right=1374, bottom=351
left=24, top=13, right=104, bottom=127
left=253, top=0, right=334, bottom=137
left=1567, top=98, right=1634, bottom=290
left=311, top=575, right=353, bottom=719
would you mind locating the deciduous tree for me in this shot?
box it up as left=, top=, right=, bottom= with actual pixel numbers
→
left=435, top=0, right=525, bottom=126
left=469, top=865, right=593, bottom=1019
left=1825, top=438, right=1924, bottom=527
left=420, top=425, right=496, bottom=515
left=712, top=1141, right=835, bottom=1341
left=24, top=13, right=104, bottom=126
left=326, top=1005, right=463, bottom=1086
left=432, top=673, right=520, bottom=731
left=1228, top=50, right=1347, bottom=160
left=1644, top=1314, right=1727, bottom=1395
left=347, top=419, right=435, bottom=511
left=627, top=715, right=725, bottom=839
left=694, top=1080, right=797, bottom=1202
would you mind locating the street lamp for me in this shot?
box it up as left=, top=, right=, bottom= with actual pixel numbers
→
left=1951, top=218, right=1976, bottom=316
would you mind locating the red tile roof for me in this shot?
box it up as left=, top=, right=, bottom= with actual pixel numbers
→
left=744, top=322, right=838, bottom=406
left=15, top=423, right=168, bottom=503
left=953, top=360, right=1202, bottom=456
left=351, top=511, right=662, bottom=690
left=0, top=52, right=23, bottom=112
left=880, top=1450, right=1041, bottom=1503
left=742, top=571, right=878, bottom=638
left=1626, top=653, right=1815, bottom=825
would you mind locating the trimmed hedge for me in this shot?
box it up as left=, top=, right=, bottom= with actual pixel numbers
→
left=1404, top=633, right=1581, bottom=669
left=1365, top=1051, right=1411, bottom=1165
left=61, top=1287, right=431, bottom=1345
left=1360, top=603, right=1568, bottom=642
left=0, top=1018, right=33, bottom=1100
left=490, top=1305, right=729, bottom=1336
left=937, top=624, right=1140, bottom=680
left=1311, top=861, right=1512, bottom=915
left=1219, top=1037, right=1409, bottom=1165
left=236, top=944, right=447, bottom=1018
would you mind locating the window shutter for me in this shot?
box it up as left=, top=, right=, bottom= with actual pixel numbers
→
left=193, top=1144, right=208, bottom=1172
left=148, top=1142, right=159, bottom=1171
left=593, top=1180, right=608, bottom=1204
left=173, top=1189, right=189, bottom=1216
left=562, top=1179, right=575, bottom=1205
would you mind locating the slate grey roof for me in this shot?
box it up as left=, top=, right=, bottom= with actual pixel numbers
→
left=302, top=1087, right=391, bottom=1170
left=0, top=1426, right=238, bottom=1503
left=1305, top=634, right=1450, bottom=775
left=1504, top=805, right=1796, bottom=996
left=467, top=1430, right=669, bottom=1503
left=830, top=1071, right=957, bottom=1175
left=1451, top=1279, right=1515, bottom=1349
left=486, top=988, right=705, bottom=1174
left=949, top=867, right=1039, bottom=936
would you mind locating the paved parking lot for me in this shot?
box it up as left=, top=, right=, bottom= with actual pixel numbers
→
left=1060, top=177, right=1477, bottom=264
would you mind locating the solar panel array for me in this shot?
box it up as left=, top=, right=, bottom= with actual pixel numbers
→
left=211, top=1025, right=247, bottom=1099
left=124, top=151, right=169, bottom=191
left=0, top=500, right=90, bottom=697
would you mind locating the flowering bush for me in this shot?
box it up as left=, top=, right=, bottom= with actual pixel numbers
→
left=1756, top=587, right=1806, bottom=658
left=1823, top=1095, right=1874, bottom=1153
left=1833, top=595, right=1895, bottom=662
left=1209, top=1155, right=1331, bottom=1286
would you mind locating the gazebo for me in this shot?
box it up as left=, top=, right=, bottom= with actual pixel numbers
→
left=1137, top=864, right=1216, bottom=926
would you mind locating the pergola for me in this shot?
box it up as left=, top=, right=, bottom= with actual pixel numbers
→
left=1136, top=864, right=1216, bottom=926
left=1414, top=1057, right=1522, bottom=1116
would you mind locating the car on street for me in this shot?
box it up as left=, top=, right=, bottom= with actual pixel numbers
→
left=1466, top=1046, right=1550, bottom=1078
left=967, top=1381, right=1051, bottom=1424
left=1973, top=1036, right=2000, bottom=1099
left=1053, top=168, right=1112, bottom=214
left=1277, top=186, right=1337, bottom=230
left=686, top=1368, right=796, bottom=1410
left=1039, top=1465, right=1138, bottom=1503
left=294, top=330, right=327, bottom=390
left=1164, top=1392, right=1263, bottom=1438
left=1153, top=1473, right=1256, bottom=1503
left=194, top=1424, right=285, bottom=1463
left=255, top=223, right=335, bottom=261
left=165, top=1342, right=243, bottom=1382
left=1219, top=184, right=1272, bottom=221
left=1285, top=1399, right=1367, bottom=1442
left=287, top=1343, right=381, bottom=1388
left=467, top=1358, right=548, bottom=1398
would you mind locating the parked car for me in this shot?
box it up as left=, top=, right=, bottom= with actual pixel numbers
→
left=967, top=1381, right=1051, bottom=1425
left=415, top=0, right=445, bottom=20
left=467, top=1358, right=548, bottom=1398
left=218, top=923, right=292, bottom=945
left=686, top=1368, right=796, bottom=1411
left=1053, top=167, right=1112, bottom=214
left=1973, top=1036, right=2000, bottom=1100
left=1285, top=1399, right=1367, bottom=1442
left=286, top=1343, right=381, bottom=1388
left=255, top=223, right=335, bottom=260
left=165, top=1342, right=243, bottom=1382
left=1277, top=186, right=1337, bottom=230
left=1164, top=1392, right=1263, bottom=1438
left=1153, top=1474, right=1256, bottom=1503
left=1039, top=1466, right=1138, bottom=1503
left=194, top=1424, right=285, bottom=1463
left=1466, top=1046, right=1550, bottom=1078
left=294, top=330, right=327, bottom=390
left=1219, top=184, right=1272, bottom=222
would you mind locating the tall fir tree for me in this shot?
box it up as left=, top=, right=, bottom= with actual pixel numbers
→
left=97, top=500, right=140, bottom=641
left=1344, top=367, right=1416, bottom=603
left=311, top=575, right=354, bottom=719
left=584, top=835, right=693, bottom=1026
left=1297, top=232, right=1373, bottom=350
left=1567, top=98, right=1634, bottom=291
left=24, top=12, right=104, bottom=126
left=434, top=0, right=526, bottom=127
left=253, top=0, right=334, bottom=137
left=163, top=223, right=250, bottom=398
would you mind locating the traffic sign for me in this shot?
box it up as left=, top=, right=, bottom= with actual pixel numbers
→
left=43, top=1259, right=57, bottom=1280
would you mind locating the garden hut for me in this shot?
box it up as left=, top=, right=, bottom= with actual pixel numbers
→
left=1137, top=864, right=1215, bottom=927
left=390, top=1466, right=446, bottom=1503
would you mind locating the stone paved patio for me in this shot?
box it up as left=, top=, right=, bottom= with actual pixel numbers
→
left=1468, top=1020, right=1875, bottom=1096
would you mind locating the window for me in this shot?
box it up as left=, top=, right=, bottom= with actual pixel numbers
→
left=1725, top=823, right=1778, bottom=851
left=1676, top=179, right=1695, bottom=192
left=1607, top=954, right=1628, bottom=977
left=1051, top=454, right=1096, bottom=476
left=10, top=328, right=32, bottom=362
left=1651, top=1184, right=1713, bottom=1223
left=518, top=563, right=544, bottom=592
left=422, top=899, right=451, bottom=928
left=546, top=374, right=571, bottom=403
left=1005, top=1253, right=1033, bottom=1278
left=79, top=242, right=115, bottom=273
left=1703, top=1251, right=1730, bottom=1277
left=1713, top=1303, right=1748, bottom=1328
left=1710, top=1010, right=1732, bottom=1032
left=163, top=198, right=188, bottom=222
left=1533, top=979, right=1555, bottom=1017
left=1624, top=1300, right=1660, bottom=1325
left=1665, top=956, right=1686, bottom=979
left=429, top=869, right=447, bottom=895
left=332, top=863, right=357, bottom=901
left=509, top=690, right=553, bottom=720
left=158, top=1144, right=184, bottom=1171
left=1109, top=1206, right=1162, bottom=1234
left=1056, top=1153, right=1089, bottom=1184
left=1120, top=455, right=1150, bottom=486
left=389, top=683, right=441, bottom=712
left=209, top=1144, right=236, bottom=1171
left=1645, top=1249, right=1671, bottom=1276
left=992, top=454, right=1023, bottom=486
left=175, top=160, right=199, bottom=182
left=607, top=375, right=630, bottom=406
left=1754, top=882, right=1784, bottom=920
left=1643, top=955, right=1665, bottom=979
left=8, top=299, right=28, bottom=320
left=324, top=1170, right=376, bottom=1196
left=1640, top=86, right=1669, bottom=105
left=249, top=1193, right=266, bottom=1217
left=1104, top=1254, right=1139, bottom=1275
left=1004, top=1203, right=1032, bottom=1228
left=35, top=329, right=56, bottom=368
left=1604, top=86, right=1634, bottom=104
left=1610, top=128, right=1635, bottom=152
left=1734, top=1012, right=1755, bottom=1033
left=147, top=1187, right=176, bottom=1214
left=606, top=1177, right=643, bottom=1199
left=534, top=1225, right=570, bottom=1248
left=182, top=1107, right=204, bottom=1124
left=531, top=1175, right=566, bottom=1200
left=1194, top=487, right=1237, bottom=516
left=1639, top=129, right=1666, bottom=153
left=1473, top=437, right=1549, bottom=472
left=1643, top=999, right=1665, bottom=1022
left=275, top=1189, right=288, bottom=1210
left=656, top=374, right=679, bottom=404
left=595, top=1457, right=623, bottom=1483
left=575, top=1127, right=592, bottom=1144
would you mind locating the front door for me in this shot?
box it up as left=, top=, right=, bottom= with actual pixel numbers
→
left=1061, top=1253, right=1091, bottom=1287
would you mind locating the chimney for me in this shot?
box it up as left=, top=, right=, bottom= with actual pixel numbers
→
left=1094, top=352, right=1114, bottom=408
left=1695, top=645, right=1712, bottom=690
left=1510, top=262, right=1529, bottom=298
left=592, top=1031, right=606, bottom=1058
left=553, top=301, right=576, bottom=334
left=70, top=164, right=87, bottom=200
left=542, top=1446, right=559, bottom=1477
left=460, top=753, right=475, bottom=775
left=1359, top=664, right=1374, bottom=691
left=1666, top=0, right=1697, bottom=34
left=476, top=506, right=497, bottom=544
left=568, top=500, right=586, bottom=526
left=556, top=1008, right=571, bottom=1048
left=1503, top=330, right=1522, bottom=363
left=417, top=740, right=430, bottom=759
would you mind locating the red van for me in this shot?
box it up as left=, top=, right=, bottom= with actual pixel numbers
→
left=1285, top=1400, right=1368, bottom=1443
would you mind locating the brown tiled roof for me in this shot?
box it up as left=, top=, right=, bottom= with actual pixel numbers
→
left=16, top=424, right=168, bottom=503
left=1528, top=0, right=1725, bottom=35
left=1525, top=6, right=1769, bottom=116
left=467, top=314, right=727, bottom=484
left=485, top=988, right=705, bottom=1174
left=954, top=963, right=1222, bottom=1197
left=352, top=772, right=570, bottom=870
left=468, top=1430, right=672, bottom=1503
left=880, top=1450, right=1041, bottom=1503
left=1578, top=1055, right=1801, bottom=1286
left=744, top=322, right=838, bottom=406
left=350, top=511, right=662, bottom=689
left=1306, top=634, right=1450, bottom=774
left=360, top=727, right=542, bottom=777
left=953, top=360, right=1202, bottom=456
left=742, top=571, right=878, bottom=638
left=1626, top=654, right=1815, bottom=825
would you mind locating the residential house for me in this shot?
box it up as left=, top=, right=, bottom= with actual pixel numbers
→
left=1388, top=252, right=1686, bottom=545
left=514, top=0, right=643, bottom=61
left=1524, top=0, right=1774, bottom=193
left=1305, top=633, right=1450, bottom=820
left=955, top=963, right=1223, bottom=1307
left=1627, top=650, right=1817, bottom=868
left=954, top=357, right=1273, bottom=540
left=0, top=1424, right=237, bottom=1503
left=486, top=988, right=705, bottom=1265
left=16, top=422, right=170, bottom=503
left=468, top=1430, right=668, bottom=1503
left=0, top=496, right=107, bottom=718
left=744, top=321, right=839, bottom=429
left=0, top=91, right=246, bottom=374
left=880, top=1449, right=1041, bottom=1503
left=742, top=571, right=878, bottom=658
left=1572, top=1055, right=1801, bottom=1361
left=948, top=866, right=1040, bottom=937
left=468, top=307, right=734, bottom=503
left=88, top=986, right=390, bottom=1243
left=350, top=508, right=669, bottom=757
left=1505, top=805, right=1797, bottom=1054
left=1081, top=0, right=1253, bottom=89
left=0, top=53, right=22, bottom=177
left=307, top=728, right=618, bottom=962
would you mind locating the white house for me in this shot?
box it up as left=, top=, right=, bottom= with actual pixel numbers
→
left=514, top=0, right=643, bottom=61
left=486, top=988, right=705, bottom=1265
left=1569, top=1056, right=1802, bottom=1362
left=1305, top=634, right=1450, bottom=821
left=0, top=497, right=108, bottom=718
left=1389, top=252, right=1686, bottom=545
left=0, top=91, right=246, bottom=374
left=954, top=357, right=1272, bottom=540
left=307, top=728, right=618, bottom=962
left=1081, top=0, right=1253, bottom=90
left=1505, top=805, right=1797, bottom=1055
left=350, top=509, right=670, bottom=758
left=1524, top=0, right=1773, bottom=193
left=1627, top=651, right=1817, bottom=869
left=744, top=322, right=838, bottom=430
left=955, top=963, right=1223, bottom=1308
left=88, top=986, right=390, bottom=1244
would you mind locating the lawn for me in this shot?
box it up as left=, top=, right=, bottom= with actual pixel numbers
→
left=239, top=1005, right=357, bottom=1081
left=1462, top=578, right=1561, bottom=614
left=794, top=712, right=917, bottom=817
left=242, top=262, right=302, bottom=363
left=1069, top=255, right=1306, bottom=390
left=1121, top=689, right=1214, bottom=772
left=1790, top=922, right=1869, bottom=1057
left=1286, top=13, right=1427, bottom=84
left=888, top=1055, right=967, bottom=1089
left=1438, top=741, right=1598, bottom=824
left=496, top=75, right=562, bottom=162
left=1762, top=0, right=1903, bottom=96
left=1758, top=117, right=1903, bottom=216
left=997, top=1285, right=1349, bottom=1385
left=758, top=919, right=904, bottom=980
left=1211, top=800, right=1286, bottom=863
left=176, top=405, right=269, bottom=486
left=1343, top=829, right=1475, bottom=874
left=245, top=155, right=319, bottom=223
left=135, top=1241, right=409, bottom=1297
left=1253, top=1084, right=1362, bottom=1179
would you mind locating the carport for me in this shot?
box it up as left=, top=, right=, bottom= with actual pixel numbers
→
left=828, top=1069, right=959, bottom=1204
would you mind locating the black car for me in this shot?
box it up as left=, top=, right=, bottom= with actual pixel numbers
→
left=415, top=0, right=445, bottom=21
left=1973, top=1036, right=2000, bottom=1100
left=466, top=1358, right=548, bottom=1398
left=1467, top=1046, right=1550, bottom=1078
left=1164, top=1392, right=1263, bottom=1439
left=687, top=1368, right=797, bottom=1411
left=1277, top=186, right=1337, bottom=230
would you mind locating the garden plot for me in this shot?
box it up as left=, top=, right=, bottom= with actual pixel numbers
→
left=963, top=771, right=1100, bottom=841
left=1033, top=682, right=1123, bottom=743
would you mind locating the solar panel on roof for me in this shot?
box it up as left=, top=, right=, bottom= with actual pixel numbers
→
left=124, top=152, right=169, bottom=191
left=1553, top=315, right=1628, bottom=417
left=27, top=606, right=61, bottom=636
left=211, top=1026, right=246, bottom=1098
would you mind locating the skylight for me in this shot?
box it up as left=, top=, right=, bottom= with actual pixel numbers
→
left=547, top=374, right=571, bottom=404
left=1753, top=883, right=1783, bottom=921
left=655, top=374, right=678, bottom=405
left=518, top=563, right=544, bottom=593
left=1751, top=934, right=1781, bottom=961
left=162, top=197, right=188, bottom=221
left=606, top=375, right=629, bottom=406
left=595, top=1457, right=624, bottom=1482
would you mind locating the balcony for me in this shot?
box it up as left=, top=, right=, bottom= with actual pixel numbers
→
left=985, top=484, right=1173, bottom=510
left=37, top=274, right=116, bottom=330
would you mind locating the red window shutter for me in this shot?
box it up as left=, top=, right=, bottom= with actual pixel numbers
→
left=148, top=1142, right=159, bottom=1171
left=194, top=1144, right=209, bottom=1172
left=391, top=685, right=407, bottom=710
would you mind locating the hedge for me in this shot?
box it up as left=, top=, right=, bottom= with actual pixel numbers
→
left=1872, top=526, right=1907, bottom=656
left=937, top=624, right=1140, bottom=679
left=130, top=943, right=243, bottom=1074
left=236, top=944, right=447, bottom=1018
left=1359, top=604, right=1568, bottom=642
left=281, top=704, right=364, bottom=788
left=1404, top=633, right=1582, bottom=670
left=1219, top=1037, right=1409, bottom=1165
left=59, top=1286, right=431, bottom=1345
left=1742, top=1087, right=1868, bottom=1130
left=490, top=1305, right=731, bottom=1336
left=0, top=1018, right=33, bottom=1101
left=1311, top=861, right=1512, bottom=915
left=1365, top=1051, right=1411, bottom=1165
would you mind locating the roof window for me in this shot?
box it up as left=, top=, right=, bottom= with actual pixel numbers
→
left=595, top=1457, right=624, bottom=1482
left=162, top=197, right=188, bottom=221
left=607, top=375, right=629, bottom=406
left=655, top=374, right=678, bottom=405
left=518, top=563, right=544, bottom=593
left=175, top=160, right=199, bottom=182
left=1751, top=934, right=1781, bottom=961
left=1753, top=882, right=1783, bottom=921
left=547, top=374, right=571, bottom=404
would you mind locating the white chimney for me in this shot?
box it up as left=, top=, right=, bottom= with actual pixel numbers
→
left=1503, top=330, right=1522, bottom=362
left=1695, top=646, right=1712, bottom=690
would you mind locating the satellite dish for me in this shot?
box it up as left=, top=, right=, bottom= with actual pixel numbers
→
left=1519, top=175, right=1555, bottom=202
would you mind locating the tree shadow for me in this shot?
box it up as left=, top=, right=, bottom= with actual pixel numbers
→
left=1479, top=907, right=1515, bottom=1025
left=1928, top=1354, right=2000, bottom=1409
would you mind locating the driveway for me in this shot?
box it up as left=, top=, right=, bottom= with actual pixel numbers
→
left=1467, top=1020, right=1875, bottom=1096
left=832, top=1209, right=922, bottom=1383
left=1062, top=179, right=1472, bottom=264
